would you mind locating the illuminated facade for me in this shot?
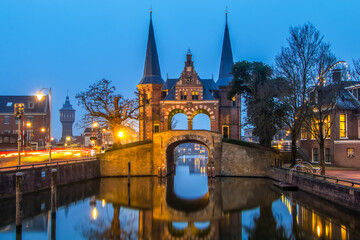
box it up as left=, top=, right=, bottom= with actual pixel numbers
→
left=137, top=13, right=241, bottom=141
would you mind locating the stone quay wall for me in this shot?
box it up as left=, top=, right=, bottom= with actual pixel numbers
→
left=220, top=142, right=277, bottom=176
left=99, top=142, right=154, bottom=177
left=0, top=160, right=100, bottom=199
left=269, top=167, right=360, bottom=211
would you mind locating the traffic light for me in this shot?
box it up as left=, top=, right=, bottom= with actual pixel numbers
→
left=14, top=103, right=25, bottom=119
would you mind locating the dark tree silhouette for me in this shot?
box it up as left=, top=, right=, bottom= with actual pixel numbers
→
left=228, top=61, right=285, bottom=147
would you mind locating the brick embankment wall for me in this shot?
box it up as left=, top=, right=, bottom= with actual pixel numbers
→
left=220, top=142, right=278, bottom=176
left=98, top=143, right=154, bottom=177
left=269, top=167, right=360, bottom=211
left=0, top=160, right=100, bottom=199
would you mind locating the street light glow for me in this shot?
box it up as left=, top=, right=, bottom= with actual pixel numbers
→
left=66, top=136, right=71, bottom=141
left=41, top=128, right=46, bottom=132
left=118, top=131, right=124, bottom=138
left=36, top=93, right=44, bottom=101
left=92, top=122, right=98, bottom=128
left=26, top=122, right=32, bottom=127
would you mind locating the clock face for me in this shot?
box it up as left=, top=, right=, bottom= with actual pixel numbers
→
left=186, top=76, right=192, bottom=82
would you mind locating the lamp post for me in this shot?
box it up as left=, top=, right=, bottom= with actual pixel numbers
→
left=36, top=88, right=52, bottom=163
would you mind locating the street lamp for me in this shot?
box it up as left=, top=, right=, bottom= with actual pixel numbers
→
left=36, top=88, right=52, bottom=163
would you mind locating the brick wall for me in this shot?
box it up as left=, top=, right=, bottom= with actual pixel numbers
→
left=0, top=160, right=100, bottom=198
left=99, top=143, right=154, bottom=176
left=220, top=142, right=277, bottom=176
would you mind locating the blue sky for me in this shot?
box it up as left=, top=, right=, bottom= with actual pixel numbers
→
left=1, top=0, right=360, bottom=138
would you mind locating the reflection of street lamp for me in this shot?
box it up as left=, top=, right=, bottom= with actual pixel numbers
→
left=36, top=88, right=52, bottom=163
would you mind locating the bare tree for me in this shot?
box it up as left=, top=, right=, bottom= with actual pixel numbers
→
left=76, top=79, right=140, bottom=141
left=303, top=46, right=343, bottom=174
left=275, top=23, right=330, bottom=166
left=352, top=58, right=360, bottom=81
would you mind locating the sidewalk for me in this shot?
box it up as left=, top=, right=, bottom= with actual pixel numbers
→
left=282, top=163, right=360, bottom=183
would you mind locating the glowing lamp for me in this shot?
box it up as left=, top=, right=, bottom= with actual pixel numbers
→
left=36, top=93, right=44, bottom=101
left=118, top=131, right=124, bottom=138
left=26, top=122, right=32, bottom=127
left=41, top=128, right=46, bottom=132
left=66, top=136, right=71, bottom=141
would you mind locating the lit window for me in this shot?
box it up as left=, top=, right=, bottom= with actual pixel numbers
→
left=6, top=102, right=12, bottom=107
left=232, top=96, right=236, bottom=106
left=347, top=148, right=355, bottom=158
left=192, top=91, right=199, bottom=100
left=339, top=114, right=347, bottom=138
left=312, top=148, right=318, bottom=162
left=301, top=127, right=307, bottom=140
left=180, top=91, right=187, bottom=100
left=311, top=120, right=318, bottom=139
left=324, top=115, right=330, bottom=138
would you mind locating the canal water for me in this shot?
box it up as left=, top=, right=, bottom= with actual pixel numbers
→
left=0, top=144, right=360, bottom=239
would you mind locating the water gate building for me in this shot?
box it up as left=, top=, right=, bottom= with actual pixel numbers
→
left=137, top=13, right=241, bottom=141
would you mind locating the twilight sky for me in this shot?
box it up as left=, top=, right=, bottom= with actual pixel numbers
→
left=1, top=0, right=359, bottom=139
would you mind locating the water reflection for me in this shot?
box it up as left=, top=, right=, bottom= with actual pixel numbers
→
left=0, top=177, right=360, bottom=239
left=173, top=143, right=208, bottom=200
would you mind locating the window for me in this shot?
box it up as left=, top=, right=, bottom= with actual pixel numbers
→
left=0, top=136, right=3, bottom=143
left=180, top=91, right=187, bottom=100
left=311, top=120, right=318, bottom=139
left=232, top=96, right=236, bottom=106
left=301, top=127, right=307, bottom=140
left=3, top=137, right=9, bottom=143
left=339, top=114, right=347, bottom=138
left=324, top=115, right=330, bottom=138
left=325, top=148, right=331, bottom=163
left=222, top=125, right=229, bottom=139
left=4, top=116, right=10, bottom=124
left=154, top=124, right=160, bottom=133
left=10, top=137, right=16, bottom=144
left=347, top=148, right=355, bottom=158
left=192, top=91, right=199, bottom=100
left=161, top=91, right=167, bottom=100
left=358, top=88, right=360, bottom=101
left=15, top=118, right=19, bottom=124
left=6, top=102, right=12, bottom=107
left=312, top=148, right=318, bottom=162
left=28, top=102, right=34, bottom=109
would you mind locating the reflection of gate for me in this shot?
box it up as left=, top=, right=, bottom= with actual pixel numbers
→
left=166, top=175, right=209, bottom=212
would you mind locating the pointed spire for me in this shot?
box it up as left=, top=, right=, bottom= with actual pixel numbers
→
left=217, top=11, right=234, bottom=86
left=139, top=10, right=164, bottom=85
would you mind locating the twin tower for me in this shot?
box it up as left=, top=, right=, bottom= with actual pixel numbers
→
left=137, top=13, right=241, bottom=140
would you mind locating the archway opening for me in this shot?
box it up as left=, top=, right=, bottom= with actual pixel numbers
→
left=192, top=113, right=211, bottom=130
left=172, top=142, right=208, bottom=200
left=168, top=109, right=188, bottom=130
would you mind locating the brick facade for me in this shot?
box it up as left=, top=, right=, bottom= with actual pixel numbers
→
left=0, top=96, right=50, bottom=150
left=299, top=105, right=360, bottom=167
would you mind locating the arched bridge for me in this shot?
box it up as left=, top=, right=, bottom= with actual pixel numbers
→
left=152, top=130, right=223, bottom=174
left=99, top=130, right=277, bottom=177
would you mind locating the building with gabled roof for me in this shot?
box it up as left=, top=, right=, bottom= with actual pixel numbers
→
left=137, top=12, right=241, bottom=140
left=299, top=81, right=360, bottom=167
left=0, top=95, right=50, bottom=150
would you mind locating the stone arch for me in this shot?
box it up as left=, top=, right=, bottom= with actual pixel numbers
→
left=191, top=108, right=212, bottom=130
left=164, top=134, right=214, bottom=174
left=167, top=109, right=187, bottom=130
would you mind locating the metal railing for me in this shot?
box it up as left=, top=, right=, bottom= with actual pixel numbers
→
left=0, top=157, right=97, bottom=172
left=274, top=166, right=360, bottom=188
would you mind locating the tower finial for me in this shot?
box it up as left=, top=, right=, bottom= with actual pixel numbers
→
left=225, top=6, right=228, bottom=21
left=150, top=4, right=152, bottom=19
